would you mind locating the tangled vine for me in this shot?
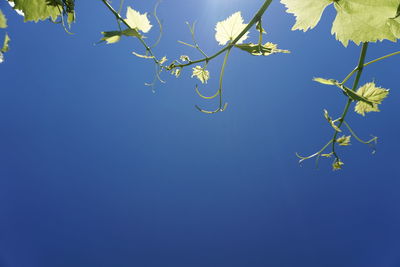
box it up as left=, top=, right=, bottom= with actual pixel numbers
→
left=1, top=0, right=400, bottom=170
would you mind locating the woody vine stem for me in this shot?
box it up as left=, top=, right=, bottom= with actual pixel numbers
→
left=101, top=0, right=274, bottom=113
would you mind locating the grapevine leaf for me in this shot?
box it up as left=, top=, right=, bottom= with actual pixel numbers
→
left=0, top=33, right=10, bottom=63
left=180, top=55, right=190, bottom=62
left=0, top=9, right=7, bottom=28
left=354, top=82, right=389, bottom=116
left=125, top=6, right=152, bottom=33
left=101, top=31, right=122, bottom=44
left=281, top=0, right=400, bottom=46
left=215, top=11, right=249, bottom=46
left=122, top=28, right=141, bottom=37
left=336, top=135, right=351, bottom=146
left=192, top=66, right=210, bottom=84
left=235, top=42, right=290, bottom=56
left=312, top=78, right=375, bottom=107
left=132, top=51, right=154, bottom=59
left=280, top=0, right=332, bottom=31
left=313, top=77, right=338, bottom=86
left=340, top=85, right=374, bottom=106
left=332, top=159, right=344, bottom=171
left=171, top=68, right=181, bottom=78
left=100, top=29, right=140, bottom=44
left=321, top=153, right=333, bottom=158
left=324, top=109, right=341, bottom=132
left=1, top=33, right=10, bottom=53
left=256, top=21, right=266, bottom=34
left=9, top=0, right=74, bottom=23
left=332, top=0, right=400, bottom=46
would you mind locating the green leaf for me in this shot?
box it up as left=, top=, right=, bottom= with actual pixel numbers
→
left=1, top=33, right=10, bottom=53
left=100, top=29, right=141, bottom=44
left=100, top=31, right=122, bottom=44
left=324, top=109, right=342, bottom=133
left=159, top=56, right=168, bottom=65
left=0, top=33, right=11, bottom=63
left=132, top=51, right=154, bottom=59
left=122, top=28, right=141, bottom=38
left=215, top=11, right=249, bottom=45
left=10, top=0, right=72, bottom=23
left=235, top=42, right=290, bottom=56
left=332, top=159, right=344, bottom=171
left=256, top=21, right=266, bottom=34
left=281, top=0, right=400, bottom=46
left=354, top=82, right=389, bottom=116
left=191, top=66, right=210, bottom=84
left=280, top=0, right=332, bottom=31
left=336, top=135, right=351, bottom=146
left=313, top=77, right=338, bottom=86
left=125, top=6, right=152, bottom=33
left=0, top=9, right=7, bottom=28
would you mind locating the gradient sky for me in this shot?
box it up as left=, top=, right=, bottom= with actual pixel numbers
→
left=1, top=1, right=400, bottom=266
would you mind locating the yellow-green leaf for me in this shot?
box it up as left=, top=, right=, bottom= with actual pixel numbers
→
left=235, top=42, right=290, bottom=56
left=125, top=6, right=152, bottom=33
left=0, top=9, right=7, bottom=28
left=354, top=82, right=389, bottom=116
left=332, top=159, right=344, bottom=171
left=280, top=0, right=332, bottom=31
left=215, top=11, right=249, bottom=46
left=191, top=66, right=210, bottom=84
left=281, top=0, right=400, bottom=46
left=324, top=109, right=341, bottom=132
left=336, top=135, right=351, bottom=146
left=132, top=51, right=154, bottom=59
left=313, top=77, right=338, bottom=86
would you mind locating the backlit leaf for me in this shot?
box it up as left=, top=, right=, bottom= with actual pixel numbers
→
left=215, top=11, right=249, bottom=45
left=281, top=0, right=400, bottom=46
left=125, top=6, right=152, bottom=33
left=235, top=42, right=290, bottom=56
left=336, top=135, right=351, bottom=146
left=354, top=82, right=389, bottom=116
left=0, top=9, right=7, bottom=28
left=192, top=66, right=210, bottom=84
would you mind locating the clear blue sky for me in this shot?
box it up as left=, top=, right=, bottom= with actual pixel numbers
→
left=1, top=1, right=400, bottom=266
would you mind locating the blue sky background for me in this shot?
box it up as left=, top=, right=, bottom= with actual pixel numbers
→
left=1, top=1, right=400, bottom=266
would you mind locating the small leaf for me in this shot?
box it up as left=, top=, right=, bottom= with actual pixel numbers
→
left=100, top=31, right=122, bottom=44
left=313, top=77, right=338, bottom=86
left=340, top=84, right=374, bottom=106
left=0, top=9, right=7, bottom=28
left=256, top=21, right=266, bottom=34
left=215, top=11, right=249, bottom=45
left=125, top=6, right=152, bottom=33
left=191, top=66, right=210, bottom=84
left=122, top=28, right=141, bottom=38
left=324, top=109, right=341, bottom=132
left=132, top=51, right=154, bottom=59
left=179, top=55, right=190, bottom=62
left=321, top=153, right=333, bottom=158
left=1, top=33, right=10, bottom=53
left=171, top=68, right=181, bottom=78
left=159, top=56, right=168, bottom=65
left=235, top=42, right=290, bottom=56
left=354, top=82, right=389, bottom=116
left=336, top=135, right=351, bottom=146
left=332, top=159, right=344, bottom=171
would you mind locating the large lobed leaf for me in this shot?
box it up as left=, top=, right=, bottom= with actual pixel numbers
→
left=8, top=0, right=75, bottom=23
left=281, top=0, right=400, bottom=46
